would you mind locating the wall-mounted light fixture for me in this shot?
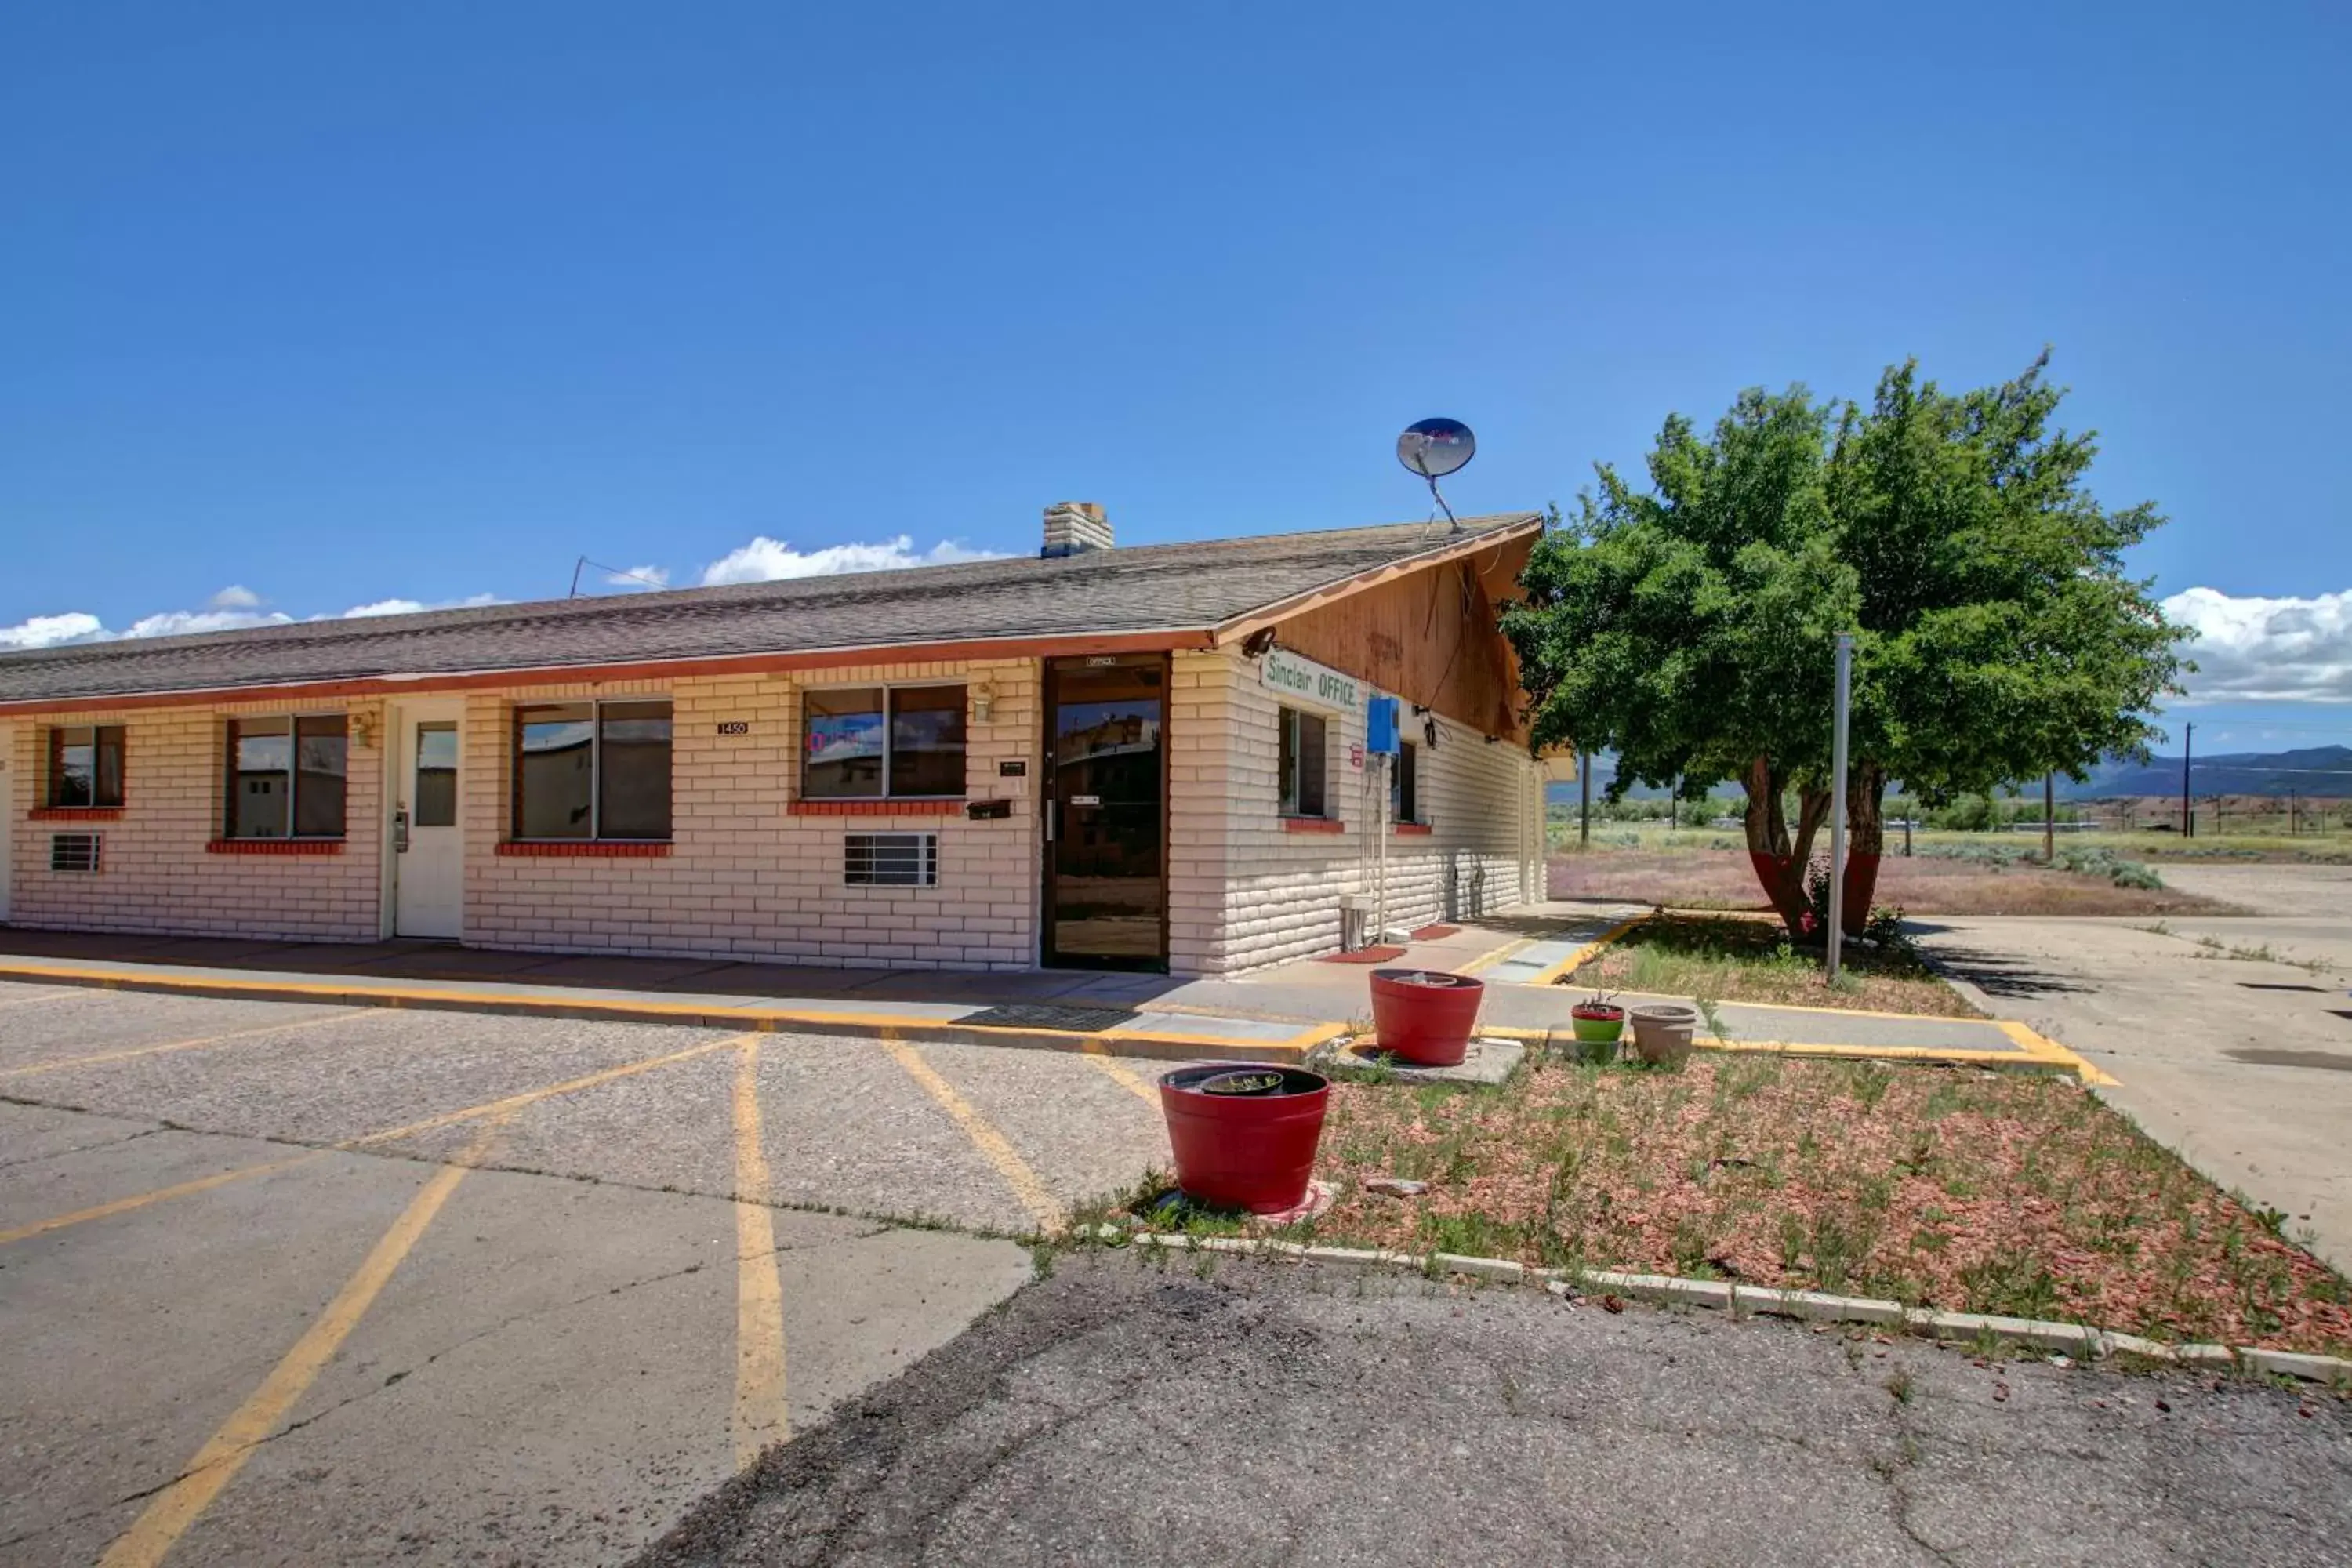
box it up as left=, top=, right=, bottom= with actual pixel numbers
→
left=971, top=682, right=996, bottom=724
left=350, top=712, right=379, bottom=750
left=1241, top=628, right=1277, bottom=659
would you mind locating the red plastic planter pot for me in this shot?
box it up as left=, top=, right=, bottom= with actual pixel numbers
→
left=1368, top=968, right=1485, bottom=1066
left=1159, top=1064, right=1330, bottom=1214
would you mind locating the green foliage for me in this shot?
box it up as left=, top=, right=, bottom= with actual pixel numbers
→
left=1827, top=353, right=2189, bottom=804
left=1503, top=352, right=2190, bottom=927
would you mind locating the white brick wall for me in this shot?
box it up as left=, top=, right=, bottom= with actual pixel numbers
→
left=2, top=645, right=1541, bottom=975
left=2, top=699, right=386, bottom=942
left=1165, top=648, right=1541, bottom=975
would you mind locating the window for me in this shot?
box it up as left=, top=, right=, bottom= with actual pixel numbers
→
left=413, top=722, right=459, bottom=828
left=845, top=832, right=938, bottom=887
left=1392, top=740, right=1418, bottom=824
left=48, top=725, right=125, bottom=808
left=225, top=716, right=347, bottom=839
left=512, top=700, right=673, bottom=841
left=49, top=833, right=103, bottom=873
left=1278, top=706, right=1327, bottom=818
left=803, top=685, right=967, bottom=799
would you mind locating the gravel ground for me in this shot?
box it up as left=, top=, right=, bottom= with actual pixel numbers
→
left=637, top=1251, right=2352, bottom=1568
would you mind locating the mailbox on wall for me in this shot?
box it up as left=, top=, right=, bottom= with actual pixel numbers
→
left=1365, top=695, right=1400, bottom=755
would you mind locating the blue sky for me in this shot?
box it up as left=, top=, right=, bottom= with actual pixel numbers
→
left=4, top=2, right=2347, bottom=755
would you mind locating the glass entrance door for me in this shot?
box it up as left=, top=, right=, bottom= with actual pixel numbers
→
left=1043, top=655, right=1167, bottom=970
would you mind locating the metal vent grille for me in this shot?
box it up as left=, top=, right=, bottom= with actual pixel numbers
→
left=844, top=832, right=937, bottom=887
left=50, top=833, right=103, bottom=873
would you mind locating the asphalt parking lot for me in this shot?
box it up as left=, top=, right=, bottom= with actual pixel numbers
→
left=0, top=980, right=1175, bottom=1566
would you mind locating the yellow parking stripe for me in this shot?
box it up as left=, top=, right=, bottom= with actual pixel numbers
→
left=879, top=1034, right=1065, bottom=1233
left=0, top=988, right=81, bottom=1009
left=349, top=1032, right=756, bottom=1149
left=0, top=1010, right=369, bottom=1080
left=1082, top=1051, right=1161, bottom=1107
left=1456, top=937, right=1533, bottom=977
left=1, top=1033, right=756, bottom=1250
left=96, top=1114, right=510, bottom=1568
left=0, top=1154, right=322, bottom=1247
left=731, top=1036, right=789, bottom=1469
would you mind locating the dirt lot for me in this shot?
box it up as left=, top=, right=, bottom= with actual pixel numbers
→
left=1549, top=847, right=2239, bottom=916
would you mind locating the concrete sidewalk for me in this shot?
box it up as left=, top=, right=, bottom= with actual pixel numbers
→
left=0, top=912, right=2089, bottom=1076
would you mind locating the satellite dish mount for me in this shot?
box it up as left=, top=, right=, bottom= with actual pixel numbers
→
left=1396, top=417, right=1476, bottom=532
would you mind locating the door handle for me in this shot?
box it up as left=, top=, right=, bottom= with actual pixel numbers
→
left=1044, top=799, right=1057, bottom=843
left=393, top=808, right=410, bottom=854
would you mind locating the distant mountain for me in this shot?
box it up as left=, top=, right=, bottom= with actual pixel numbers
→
left=1544, top=746, right=2352, bottom=806
left=2054, top=746, right=2352, bottom=800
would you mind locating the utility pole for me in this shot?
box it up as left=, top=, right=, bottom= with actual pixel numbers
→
left=1828, top=635, right=1853, bottom=982
left=1580, top=749, right=1591, bottom=847
left=2181, top=721, right=2194, bottom=838
left=2044, top=772, right=2056, bottom=864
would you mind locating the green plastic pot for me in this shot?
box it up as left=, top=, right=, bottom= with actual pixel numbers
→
left=1570, top=1008, right=1625, bottom=1044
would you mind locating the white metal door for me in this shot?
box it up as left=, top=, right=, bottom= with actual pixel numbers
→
left=392, top=705, right=463, bottom=938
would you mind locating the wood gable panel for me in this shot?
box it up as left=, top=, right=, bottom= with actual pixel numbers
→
left=1272, top=531, right=1534, bottom=742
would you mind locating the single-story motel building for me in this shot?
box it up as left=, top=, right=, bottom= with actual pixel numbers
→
left=0, top=506, right=1552, bottom=976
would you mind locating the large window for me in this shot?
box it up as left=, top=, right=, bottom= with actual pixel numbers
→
left=225, top=716, right=347, bottom=839
left=1391, top=739, right=1419, bottom=824
left=803, top=685, right=967, bottom=799
left=513, top=700, right=673, bottom=840
left=1278, top=706, right=1327, bottom=818
left=48, top=725, right=125, bottom=808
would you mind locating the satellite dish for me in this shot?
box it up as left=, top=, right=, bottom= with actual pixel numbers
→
left=1397, top=417, right=1475, bottom=480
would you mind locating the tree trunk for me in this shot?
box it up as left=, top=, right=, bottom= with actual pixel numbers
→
left=1741, top=756, right=1831, bottom=938
left=1842, top=762, right=1887, bottom=936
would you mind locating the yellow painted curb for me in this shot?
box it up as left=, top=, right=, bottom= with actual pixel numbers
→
left=0, top=960, right=1312, bottom=1065
left=1486, top=1025, right=2071, bottom=1075
left=1993, top=1019, right=2121, bottom=1087
left=1457, top=937, right=1534, bottom=977
left=1523, top=916, right=1649, bottom=989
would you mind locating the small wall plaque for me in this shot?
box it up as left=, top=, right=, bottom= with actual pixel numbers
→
left=965, top=798, right=1012, bottom=820
left=999, top=760, right=1027, bottom=777
left=715, top=721, right=750, bottom=736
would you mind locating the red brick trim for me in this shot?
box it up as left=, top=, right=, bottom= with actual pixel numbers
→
left=31, top=806, right=125, bottom=821
left=1281, top=816, right=1345, bottom=833
left=495, top=840, right=674, bottom=858
left=207, top=838, right=346, bottom=855
left=789, top=798, right=966, bottom=816
left=1392, top=821, right=1434, bottom=836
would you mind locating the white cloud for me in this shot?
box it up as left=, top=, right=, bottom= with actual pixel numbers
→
left=2164, top=586, right=2352, bottom=703
left=0, top=612, right=107, bottom=649
left=333, top=593, right=502, bottom=619
left=699, top=535, right=1001, bottom=586
left=122, top=608, right=293, bottom=637
left=605, top=564, right=670, bottom=590
left=0, top=592, right=506, bottom=651
left=209, top=584, right=262, bottom=610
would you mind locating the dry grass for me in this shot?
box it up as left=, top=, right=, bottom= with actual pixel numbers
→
left=1566, top=914, right=1977, bottom=1017
left=1247, top=1057, right=2352, bottom=1357
left=1548, top=849, right=2238, bottom=916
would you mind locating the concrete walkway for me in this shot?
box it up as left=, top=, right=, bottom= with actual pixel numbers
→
left=0, top=909, right=2086, bottom=1076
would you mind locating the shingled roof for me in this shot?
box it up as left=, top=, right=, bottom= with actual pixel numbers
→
left=0, top=513, right=1540, bottom=706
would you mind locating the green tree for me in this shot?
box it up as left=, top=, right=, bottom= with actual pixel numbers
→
left=1504, top=354, right=2187, bottom=938
left=1824, top=353, right=2186, bottom=925
left=1503, top=386, right=1860, bottom=932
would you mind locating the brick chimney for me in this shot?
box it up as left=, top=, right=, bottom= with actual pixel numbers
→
left=1040, top=501, right=1112, bottom=558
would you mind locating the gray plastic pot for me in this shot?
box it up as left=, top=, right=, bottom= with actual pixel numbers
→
left=1628, top=1003, right=1698, bottom=1067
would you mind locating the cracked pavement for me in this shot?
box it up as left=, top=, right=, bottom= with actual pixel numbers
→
left=639, top=1250, right=2352, bottom=1568
left=0, top=981, right=1160, bottom=1564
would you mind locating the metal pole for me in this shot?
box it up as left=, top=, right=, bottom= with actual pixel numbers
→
left=1580, top=749, right=1591, bottom=847
left=2181, top=721, right=2193, bottom=839
left=1828, top=635, right=1852, bottom=982
left=2045, top=772, right=2055, bottom=864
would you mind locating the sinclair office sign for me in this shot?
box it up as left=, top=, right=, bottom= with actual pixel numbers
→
left=1259, top=648, right=1359, bottom=711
